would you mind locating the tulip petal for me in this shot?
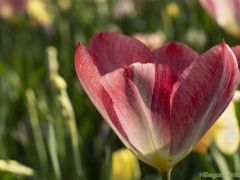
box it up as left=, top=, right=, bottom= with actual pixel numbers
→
left=75, top=42, right=104, bottom=110
left=231, top=45, right=240, bottom=70
left=101, top=87, right=153, bottom=164
left=169, top=41, right=240, bottom=165
left=75, top=42, right=140, bottom=154
left=101, top=63, right=178, bottom=171
left=199, top=0, right=217, bottom=19
left=200, top=0, right=240, bottom=23
left=200, top=0, right=240, bottom=38
left=152, top=41, right=199, bottom=76
left=87, top=32, right=156, bottom=76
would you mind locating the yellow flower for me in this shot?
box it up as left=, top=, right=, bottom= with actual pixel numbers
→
left=111, top=148, right=141, bottom=180
left=166, top=2, right=179, bottom=18
left=194, top=102, right=240, bottom=155
left=193, top=124, right=215, bottom=154
left=27, top=0, right=53, bottom=25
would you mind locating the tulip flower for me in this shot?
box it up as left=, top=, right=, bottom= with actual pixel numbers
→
left=27, top=0, right=54, bottom=37
left=214, top=102, right=239, bottom=155
left=199, top=0, right=240, bottom=38
left=111, top=148, right=141, bottom=180
left=75, top=32, right=240, bottom=179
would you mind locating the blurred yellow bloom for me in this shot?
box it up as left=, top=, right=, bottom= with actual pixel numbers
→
left=166, top=2, right=179, bottom=18
left=50, top=74, right=67, bottom=90
left=193, top=124, right=215, bottom=154
left=58, top=0, right=71, bottom=11
left=111, top=148, right=141, bottom=180
left=214, top=102, right=240, bottom=154
left=194, top=102, right=240, bottom=155
left=27, top=0, right=53, bottom=25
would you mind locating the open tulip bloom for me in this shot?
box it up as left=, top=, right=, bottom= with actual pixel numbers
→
left=199, top=0, right=240, bottom=38
left=75, top=32, right=240, bottom=179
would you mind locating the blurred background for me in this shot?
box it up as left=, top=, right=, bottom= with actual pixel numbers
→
left=0, top=0, right=240, bottom=179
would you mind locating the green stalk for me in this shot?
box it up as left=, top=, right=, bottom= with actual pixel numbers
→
left=46, top=46, right=85, bottom=179
left=67, top=105, right=85, bottom=179
left=25, top=89, right=48, bottom=177
left=47, top=118, right=62, bottom=180
left=161, top=171, right=171, bottom=180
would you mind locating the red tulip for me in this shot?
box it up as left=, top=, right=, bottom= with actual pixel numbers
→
left=75, top=32, right=240, bottom=173
left=199, top=0, right=240, bottom=38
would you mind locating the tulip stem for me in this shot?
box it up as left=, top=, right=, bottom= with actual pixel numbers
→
left=161, top=171, right=171, bottom=180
